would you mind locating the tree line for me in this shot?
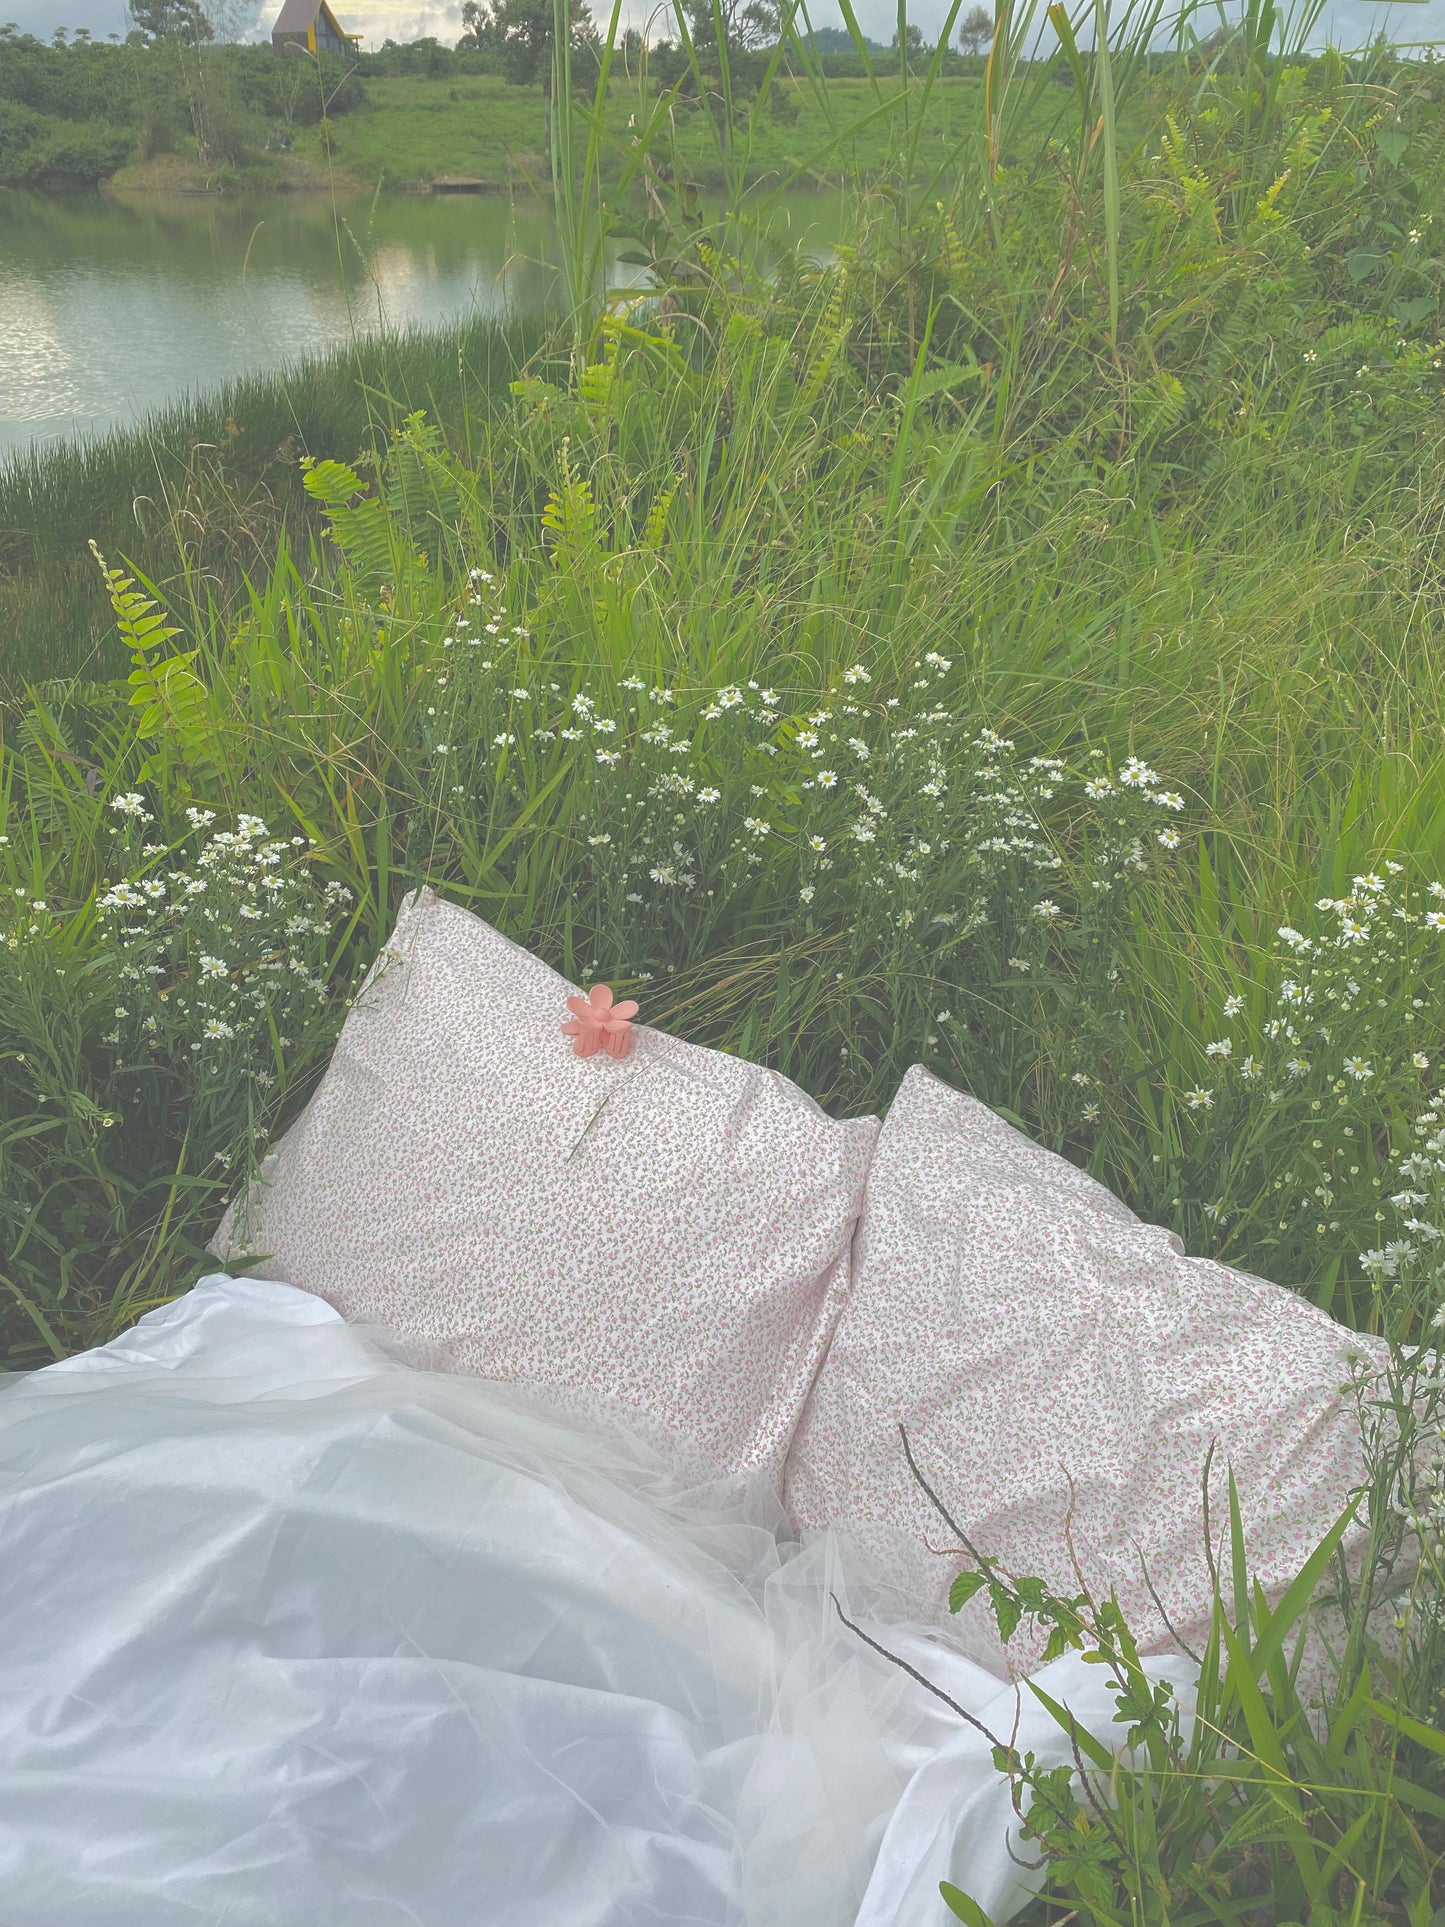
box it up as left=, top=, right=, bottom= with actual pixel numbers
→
left=0, top=0, right=1002, bottom=190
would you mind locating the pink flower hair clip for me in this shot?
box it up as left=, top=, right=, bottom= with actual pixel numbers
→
left=562, top=984, right=639, bottom=1060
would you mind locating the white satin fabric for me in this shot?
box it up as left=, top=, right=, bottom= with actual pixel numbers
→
left=0, top=1277, right=1195, bottom=1926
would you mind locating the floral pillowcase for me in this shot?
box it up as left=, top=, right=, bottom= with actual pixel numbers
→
left=784, top=1064, right=1383, bottom=1674
left=212, top=888, right=878, bottom=1493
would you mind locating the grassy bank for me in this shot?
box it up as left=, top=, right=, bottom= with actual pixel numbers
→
left=3, top=6, right=1445, bottom=1917
left=101, top=150, right=354, bottom=195
left=0, top=315, right=542, bottom=690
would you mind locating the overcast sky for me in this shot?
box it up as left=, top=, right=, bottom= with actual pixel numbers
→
left=8, top=0, right=1445, bottom=58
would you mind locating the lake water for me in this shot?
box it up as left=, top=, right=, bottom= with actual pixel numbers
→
left=0, top=188, right=843, bottom=460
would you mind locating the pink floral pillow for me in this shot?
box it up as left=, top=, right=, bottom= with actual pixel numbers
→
left=212, top=890, right=878, bottom=1491
left=784, top=1065, right=1381, bottom=1672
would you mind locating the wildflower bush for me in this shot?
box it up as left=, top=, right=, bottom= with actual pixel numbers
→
left=94, top=800, right=348, bottom=1162
left=390, top=547, right=1189, bottom=1113
left=0, top=792, right=350, bottom=1354
left=1140, top=867, right=1445, bottom=1330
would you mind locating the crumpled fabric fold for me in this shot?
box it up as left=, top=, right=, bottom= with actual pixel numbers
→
left=0, top=1275, right=1195, bottom=1927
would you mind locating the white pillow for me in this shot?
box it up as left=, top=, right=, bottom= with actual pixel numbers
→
left=784, top=1065, right=1381, bottom=1672
left=212, top=890, right=877, bottom=1491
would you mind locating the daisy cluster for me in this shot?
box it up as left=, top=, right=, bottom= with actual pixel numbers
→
left=1178, top=865, right=1445, bottom=1261
left=2, top=864, right=50, bottom=948
left=94, top=800, right=349, bottom=1083
left=414, top=618, right=1183, bottom=1008
left=1364, top=1082, right=1445, bottom=1634
left=1366, top=1131, right=1445, bottom=1679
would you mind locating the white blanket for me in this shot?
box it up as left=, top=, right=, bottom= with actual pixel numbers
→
left=0, top=1276, right=1195, bottom=1926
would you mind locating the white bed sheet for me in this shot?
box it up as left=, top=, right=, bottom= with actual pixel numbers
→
left=0, top=1276, right=1195, bottom=1926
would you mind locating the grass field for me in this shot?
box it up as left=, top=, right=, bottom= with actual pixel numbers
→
left=287, top=71, right=1012, bottom=191
left=3, top=8, right=1445, bottom=1917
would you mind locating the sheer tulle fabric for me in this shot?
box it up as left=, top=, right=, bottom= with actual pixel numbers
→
left=0, top=1277, right=1194, bottom=1926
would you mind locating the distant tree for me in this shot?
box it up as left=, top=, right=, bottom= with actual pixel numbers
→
left=493, top=0, right=598, bottom=85
left=684, top=0, right=776, bottom=68
left=804, top=25, right=888, bottom=52
left=890, top=21, right=925, bottom=61
left=126, top=0, right=213, bottom=42
left=481, top=0, right=599, bottom=148
left=457, top=1, right=496, bottom=50
left=737, top=0, right=779, bottom=48
left=957, top=5, right=992, bottom=56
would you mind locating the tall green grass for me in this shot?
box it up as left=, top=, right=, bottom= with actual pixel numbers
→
left=0, top=314, right=542, bottom=690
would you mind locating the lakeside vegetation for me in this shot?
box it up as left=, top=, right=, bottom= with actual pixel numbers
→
left=0, top=316, right=541, bottom=687
left=2, top=22, right=1024, bottom=194
left=4, top=0, right=1445, bottom=1916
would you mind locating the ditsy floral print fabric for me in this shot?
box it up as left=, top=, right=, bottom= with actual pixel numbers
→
left=212, top=890, right=877, bottom=1491
left=784, top=1065, right=1383, bottom=1676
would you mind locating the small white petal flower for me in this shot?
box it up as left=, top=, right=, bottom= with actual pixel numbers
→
left=1118, top=757, right=1158, bottom=788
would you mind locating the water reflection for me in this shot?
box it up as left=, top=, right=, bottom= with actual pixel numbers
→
left=0, top=187, right=842, bottom=458
left=0, top=189, right=557, bottom=454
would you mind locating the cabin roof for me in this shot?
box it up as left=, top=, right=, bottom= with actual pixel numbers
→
left=271, top=0, right=357, bottom=37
